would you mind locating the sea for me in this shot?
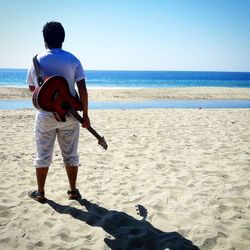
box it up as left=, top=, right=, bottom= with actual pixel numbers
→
left=1, top=68, right=250, bottom=88
left=1, top=68, right=250, bottom=109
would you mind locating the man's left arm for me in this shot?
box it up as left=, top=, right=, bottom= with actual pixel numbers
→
left=27, top=65, right=36, bottom=93
left=76, top=79, right=90, bottom=128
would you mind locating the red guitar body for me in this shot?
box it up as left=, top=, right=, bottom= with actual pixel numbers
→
left=32, top=75, right=108, bottom=150
left=32, top=76, right=82, bottom=122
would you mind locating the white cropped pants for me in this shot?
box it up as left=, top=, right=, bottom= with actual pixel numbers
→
left=34, top=113, right=79, bottom=168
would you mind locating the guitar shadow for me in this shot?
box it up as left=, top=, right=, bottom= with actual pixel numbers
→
left=45, top=198, right=199, bottom=250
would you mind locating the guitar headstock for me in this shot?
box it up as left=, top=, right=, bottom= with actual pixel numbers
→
left=98, top=136, right=108, bottom=150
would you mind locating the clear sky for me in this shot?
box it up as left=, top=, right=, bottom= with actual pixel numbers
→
left=1, top=0, right=250, bottom=71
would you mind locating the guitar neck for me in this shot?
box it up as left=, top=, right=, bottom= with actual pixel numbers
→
left=69, top=107, right=84, bottom=123
left=68, top=108, right=102, bottom=140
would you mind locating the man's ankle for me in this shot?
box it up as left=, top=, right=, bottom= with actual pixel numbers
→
left=38, top=189, right=45, bottom=194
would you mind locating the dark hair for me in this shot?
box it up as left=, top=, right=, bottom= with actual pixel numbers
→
left=43, top=21, right=65, bottom=49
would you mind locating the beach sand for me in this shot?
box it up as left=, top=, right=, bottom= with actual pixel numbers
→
left=0, top=87, right=250, bottom=249
left=0, top=86, right=250, bottom=100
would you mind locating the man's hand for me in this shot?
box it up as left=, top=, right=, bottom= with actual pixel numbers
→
left=29, top=85, right=35, bottom=92
left=82, top=114, right=90, bottom=128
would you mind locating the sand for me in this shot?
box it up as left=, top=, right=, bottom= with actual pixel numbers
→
left=0, top=86, right=250, bottom=100
left=0, top=87, right=250, bottom=249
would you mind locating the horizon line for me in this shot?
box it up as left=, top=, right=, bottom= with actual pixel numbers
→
left=0, top=67, right=250, bottom=74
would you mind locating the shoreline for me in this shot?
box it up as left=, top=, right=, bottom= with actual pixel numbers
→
left=0, top=86, right=250, bottom=100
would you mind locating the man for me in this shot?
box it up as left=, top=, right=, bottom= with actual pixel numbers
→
left=27, top=21, right=90, bottom=202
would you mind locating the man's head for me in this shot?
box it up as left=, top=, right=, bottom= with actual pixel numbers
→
left=43, top=21, right=65, bottom=49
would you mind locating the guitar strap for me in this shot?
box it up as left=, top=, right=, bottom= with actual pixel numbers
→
left=32, top=55, right=44, bottom=87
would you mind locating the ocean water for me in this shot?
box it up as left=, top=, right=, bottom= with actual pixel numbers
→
left=1, top=99, right=250, bottom=110
left=1, top=68, right=250, bottom=88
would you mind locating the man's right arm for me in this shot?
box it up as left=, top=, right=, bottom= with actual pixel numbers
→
left=77, top=79, right=90, bottom=128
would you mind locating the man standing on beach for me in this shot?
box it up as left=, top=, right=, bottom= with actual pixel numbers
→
left=26, top=21, right=90, bottom=202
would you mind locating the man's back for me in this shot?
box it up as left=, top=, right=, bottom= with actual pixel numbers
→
left=36, top=48, right=85, bottom=96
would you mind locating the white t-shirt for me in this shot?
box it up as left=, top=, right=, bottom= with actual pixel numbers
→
left=26, top=48, right=85, bottom=116
left=27, top=48, right=85, bottom=96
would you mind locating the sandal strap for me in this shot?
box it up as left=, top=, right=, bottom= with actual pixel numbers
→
left=32, top=190, right=45, bottom=196
left=38, top=190, right=45, bottom=196
left=67, top=189, right=82, bottom=200
left=67, top=189, right=79, bottom=195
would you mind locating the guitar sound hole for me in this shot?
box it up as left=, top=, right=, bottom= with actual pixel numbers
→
left=61, top=101, right=71, bottom=110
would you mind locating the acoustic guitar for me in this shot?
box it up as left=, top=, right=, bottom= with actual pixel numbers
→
left=32, top=75, right=108, bottom=150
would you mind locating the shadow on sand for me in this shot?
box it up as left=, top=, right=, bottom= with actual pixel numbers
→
left=46, top=198, right=199, bottom=250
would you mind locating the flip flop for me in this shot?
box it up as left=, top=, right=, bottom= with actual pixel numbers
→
left=67, top=189, right=82, bottom=200
left=28, top=190, right=46, bottom=203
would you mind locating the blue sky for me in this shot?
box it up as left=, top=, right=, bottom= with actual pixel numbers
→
left=1, top=0, right=250, bottom=71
